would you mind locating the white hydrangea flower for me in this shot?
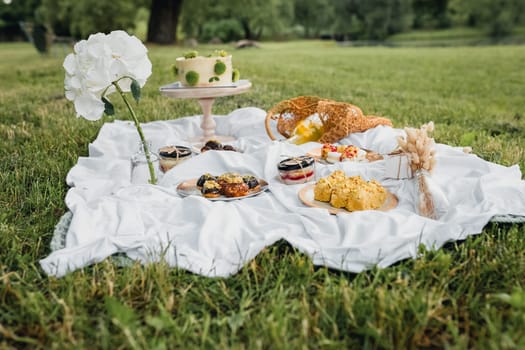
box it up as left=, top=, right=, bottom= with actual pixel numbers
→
left=63, top=31, right=152, bottom=121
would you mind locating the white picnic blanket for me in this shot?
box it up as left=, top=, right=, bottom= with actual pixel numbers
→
left=40, top=107, right=525, bottom=277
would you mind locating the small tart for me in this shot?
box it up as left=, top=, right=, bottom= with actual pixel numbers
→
left=321, top=144, right=338, bottom=158
left=201, top=180, right=221, bottom=198
left=197, top=173, right=216, bottom=188
left=221, top=182, right=249, bottom=197
left=340, top=145, right=359, bottom=160
left=217, top=172, right=243, bottom=186
left=242, top=175, right=260, bottom=190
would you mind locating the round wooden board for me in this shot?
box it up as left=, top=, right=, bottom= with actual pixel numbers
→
left=298, top=184, right=398, bottom=214
left=160, top=79, right=252, bottom=99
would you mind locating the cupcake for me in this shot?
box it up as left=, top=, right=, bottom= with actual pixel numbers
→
left=217, top=172, right=248, bottom=197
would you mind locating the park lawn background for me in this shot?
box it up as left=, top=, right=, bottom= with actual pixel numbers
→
left=0, top=40, right=524, bottom=349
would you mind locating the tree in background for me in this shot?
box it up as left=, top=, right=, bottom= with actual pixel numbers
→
left=33, top=0, right=184, bottom=44
left=449, top=0, right=525, bottom=37
left=294, top=0, right=334, bottom=38
left=35, top=0, right=73, bottom=37
left=361, top=0, right=393, bottom=40
left=413, top=0, right=450, bottom=29
left=179, top=0, right=207, bottom=41
left=259, top=0, right=295, bottom=40
left=447, top=0, right=474, bottom=26
left=388, top=0, right=414, bottom=35
left=181, top=0, right=244, bottom=43
left=331, top=0, right=362, bottom=41
left=332, top=0, right=414, bottom=41
left=147, top=0, right=183, bottom=44
left=3, top=0, right=524, bottom=44
left=35, top=0, right=143, bottom=39
left=0, top=0, right=41, bottom=40
left=181, top=0, right=293, bottom=43
left=223, top=0, right=293, bottom=40
left=71, top=0, right=137, bottom=39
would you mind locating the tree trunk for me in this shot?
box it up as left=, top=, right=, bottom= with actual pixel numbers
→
left=241, top=18, right=252, bottom=40
left=254, top=27, right=263, bottom=41
left=147, top=0, right=183, bottom=44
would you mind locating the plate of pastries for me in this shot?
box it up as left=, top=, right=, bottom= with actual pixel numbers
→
left=177, top=172, right=268, bottom=201
left=199, top=139, right=239, bottom=153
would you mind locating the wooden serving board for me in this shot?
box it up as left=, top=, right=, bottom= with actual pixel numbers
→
left=298, top=184, right=397, bottom=214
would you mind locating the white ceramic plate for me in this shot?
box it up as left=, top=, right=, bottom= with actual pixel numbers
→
left=306, top=147, right=383, bottom=164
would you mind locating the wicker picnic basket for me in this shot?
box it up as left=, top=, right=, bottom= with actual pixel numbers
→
left=264, top=96, right=393, bottom=144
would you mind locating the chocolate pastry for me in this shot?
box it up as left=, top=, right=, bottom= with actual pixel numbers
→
left=242, top=175, right=260, bottom=190
left=197, top=173, right=216, bottom=188
left=200, top=140, right=237, bottom=153
left=221, top=182, right=249, bottom=197
left=201, top=180, right=221, bottom=198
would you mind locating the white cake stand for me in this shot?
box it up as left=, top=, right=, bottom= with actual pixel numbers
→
left=160, top=80, right=252, bottom=143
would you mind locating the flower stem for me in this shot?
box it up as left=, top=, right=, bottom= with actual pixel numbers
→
left=112, top=82, right=157, bottom=184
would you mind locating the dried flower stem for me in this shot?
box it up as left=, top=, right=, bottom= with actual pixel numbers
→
left=397, top=122, right=438, bottom=219
left=397, top=121, right=436, bottom=173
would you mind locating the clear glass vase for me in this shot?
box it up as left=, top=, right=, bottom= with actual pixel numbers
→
left=415, top=169, right=449, bottom=220
left=131, top=141, right=160, bottom=184
left=415, top=169, right=435, bottom=219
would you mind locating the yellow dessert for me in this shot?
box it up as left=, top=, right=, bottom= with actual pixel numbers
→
left=313, top=178, right=332, bottom=202
left=314, top=171, right=387, bottom=212
left=329, top=181, right=349, bottom=208
left=326, top=170, right=346, bottom=187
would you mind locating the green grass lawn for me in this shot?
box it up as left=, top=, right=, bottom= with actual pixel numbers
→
left=387, top=27, right=525, bottom=46
left=1, top=40, right=524, bottom=349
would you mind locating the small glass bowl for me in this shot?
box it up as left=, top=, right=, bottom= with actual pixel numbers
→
left=158, top=145, right=192, bottom=173
left=277, top=156, right=315, bottom=185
